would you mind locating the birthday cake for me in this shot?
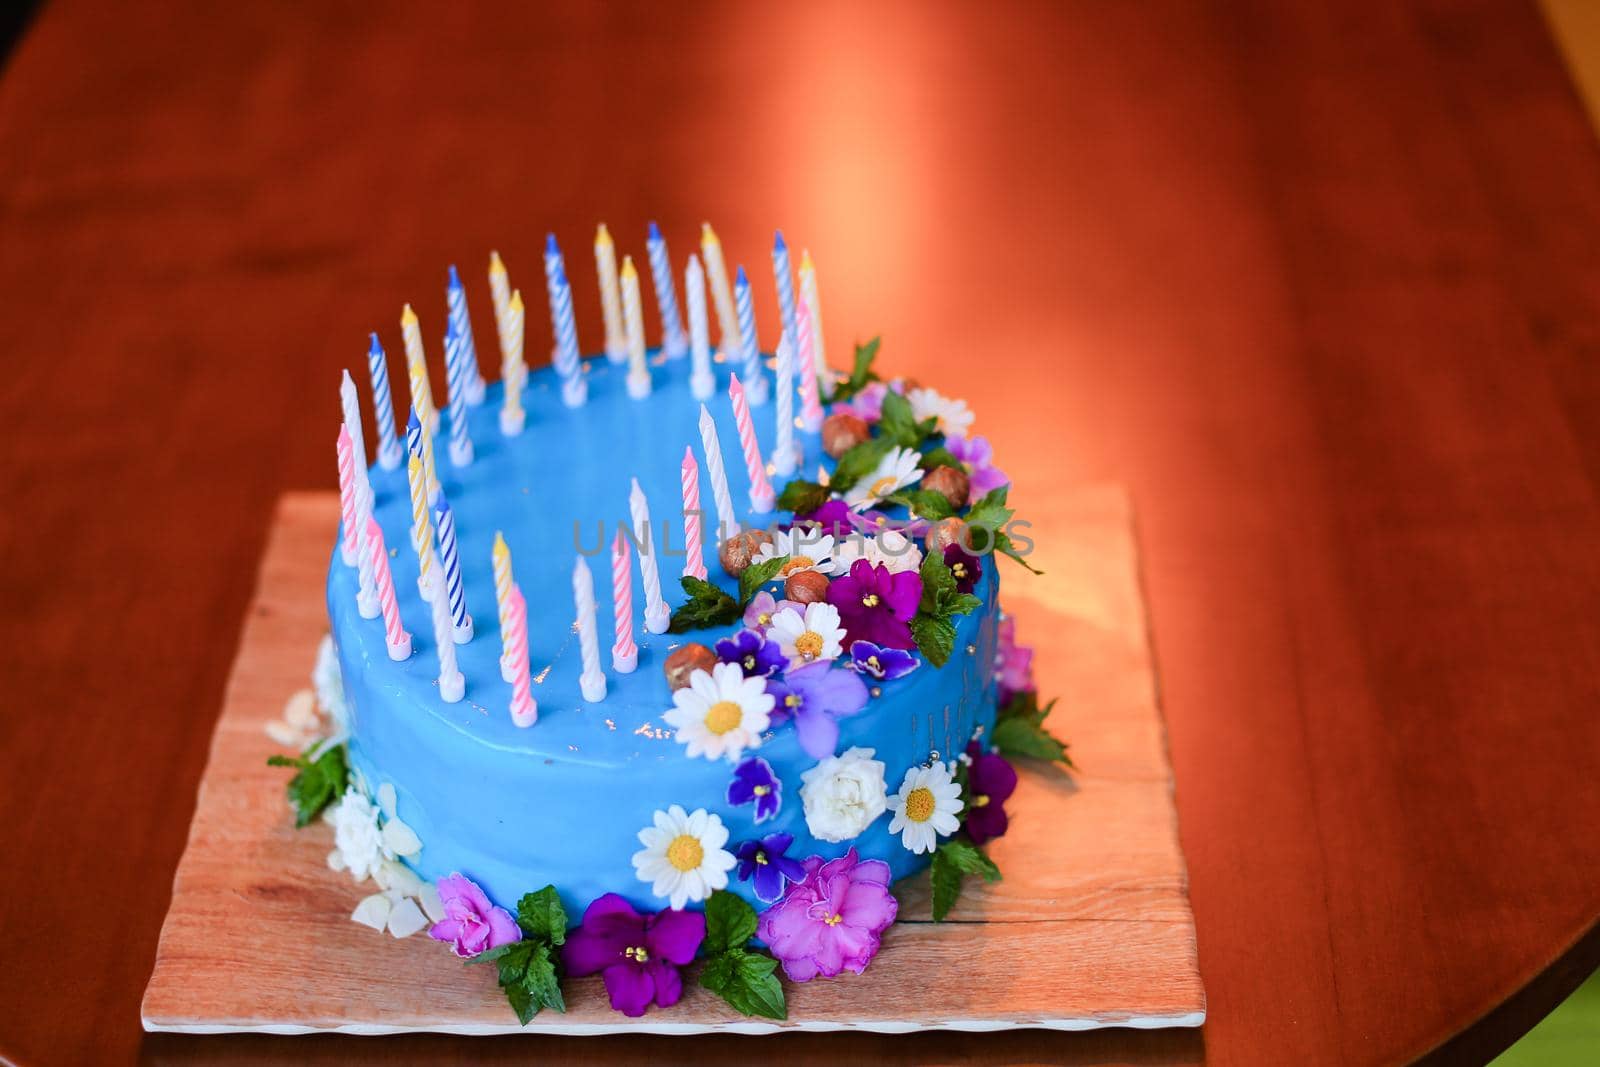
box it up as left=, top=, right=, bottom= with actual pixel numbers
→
left=269, top=223, right=1071, bottom=1024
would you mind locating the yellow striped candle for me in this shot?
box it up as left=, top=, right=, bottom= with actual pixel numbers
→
left=700, top=222, right=739, bottom=355
left=406, top=453, right=437, bottom=602
left=488, top=250, right=512, bottom=356
left=595, top=223, right=627, bottom=363
left=401, top=304, right=439, bottom=438
left=800, top=249, right=830, bottom=397
left=492, top=531, right=515, bottom=681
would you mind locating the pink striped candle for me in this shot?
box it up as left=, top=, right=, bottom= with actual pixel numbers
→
left=336, top=425, right=360, bottom=566
left=797, top=297, right=824, bottom=431
left=680, top=445, right=707, bottom=580
left=611, top=528, right=638, bottom=673
left=365, top=516, right=411, bottom=660
left=728, top=373, right=776, bottom=514
left=506, top=584, right=537, bottom=727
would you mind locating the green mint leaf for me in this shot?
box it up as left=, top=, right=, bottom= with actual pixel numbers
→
left=520, top=941, right=566, bottom=1016
left=991, top=715, right=1073, bottom=766
left=877, top=389, right=921, bottom=450
left=965, top=485, right=1014, bottom=536
left=919, top=445, right=962, bottom=471
left=911, top=612, right=956, bottom=668
left=994, top=530, right=1044, bottom=575
left=775, top=479, right=829, bottom=515
left=669, top=575, right=741, bottom=633
left=939, top=838, right=1002, bottom=881
left=918, top=551, right=958, bottom=615
left=891, top=489, right=955, bottom=521
left=738, top=555, right=789, bottom=604
left=829, top=437, right=893, bottom=493
left=703, top=890, right=758, bottom=956
left=466, top=943, right=517, bottom=966
left=700, top=948, right=787, bottom=1020
left=830, top=337, right=881, bottom=402
left=515, top=886, right=567, bottom=946
left=929, top=846, right=963, bottom=921
left=504, top=981, right=536, bottom=1026
left=495, top=941, right=535, bottom=988
left=269, top=743, right=349, bottom=828
left=948, top=593, right=983, bottom=618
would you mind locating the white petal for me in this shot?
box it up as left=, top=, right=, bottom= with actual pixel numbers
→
left=376, top=858, right=423, bottom=897
left=382, top=819, right=423, bottom=857
left=418, top=882, right=445, bottom=922
left=376, top=783, right=398, bottom=820
left=326, top=849, right=347, bottom=872
left=386, top=898, right=430, bottom=939
left=351, top=893, right=393, bottom=931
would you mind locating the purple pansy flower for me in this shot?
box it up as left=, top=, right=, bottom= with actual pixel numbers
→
left=793, top=498, right=854, bottom=537
left=850, top=508, right=930, bottom=539
left=764, top=661, right=870, bottom=758
left=827, top=559, right=921, bottom=651
left=946, top=434, right=1009, bottom=505
left=561, top=893, right=706, bottom=1017
left=756, top=848, right=898, bottom=982
left=427, top=873, right=522, bottom=958
left=848, top=639, right=920, bottom=681
left=715, top=628, right=786, bottom=678
left=743, top=591, right=800, bottom=635
left=964, top=742, right=1019, bottom=845
left=727, top=756, right=782, bottom=823
left=943, top=543, right=983, bottom=594
left=996, top=616, right=1034, bottom=702
left=734, top=832, right=808, bottom=903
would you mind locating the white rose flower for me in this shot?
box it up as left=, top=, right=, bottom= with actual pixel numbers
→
left=799, top=746, right=889, bottom=843
left=327, top=787, right=391, bottom=882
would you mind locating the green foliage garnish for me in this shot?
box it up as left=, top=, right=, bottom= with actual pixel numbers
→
left=909, top=552, right=982, bottom=667
left=888, top=488, right=956, bottom=521
left=910, top=614, right=956, bottom=668
left=964, top=485, right=1043, bottom=574
left=919, top=445, right=963, bottom=471
left=775, top=479, right=829, bottom=515
left=266, top=742, right=348, bottom=828
left=829, top=437, right=893, bottom=493
left=992, top=690, right=1074, bottom=767
left=829, top=336, right=881, bottom=403
left=876, top=389, right=924, bottom=450
left=469, top=886, right=569, bottom=1025
left=668, top=576, right=741, bottom=633
left=738, top=555, right=790, bottom=604
left=698, top=891, right=786, bottom=1020
left=929, top=838, right=1002, bottom=921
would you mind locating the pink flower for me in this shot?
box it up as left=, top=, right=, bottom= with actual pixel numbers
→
left=756, top=848, right=898, bottom=981
left=428, top=873, right=522, bottom=958
left=946, top=434, right=1009, bottom=505
left=996, top=616, right=1034, bottom=701
left=830, top=381, right=889, bottom=423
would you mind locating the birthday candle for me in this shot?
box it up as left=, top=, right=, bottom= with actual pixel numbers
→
left=773, top=332, right=798, bottom=476
left=595, top=224, right=627, bottom=363
left=407, top=407, right=441, bottom=507
left=799, top=249, right=830, bottom=397
left=500, top=290, right=526, bottom=436
left=796, top=296, right=824, bottom=431
left=729, top=373, right=776, bottom=513
left=446, top=265, right=486, bottom=406
left=428, top=569, right=465, bottom=703
left=701, top=222, right=740, bottom=355
left=549, top=264, right=586, bottom=408
left=506, top=584, right=537, bottom=727
left=492, top=531, right=516, bottom=682
left=686, top=254, right=714, bottom=400
left=697, top=404, right=739, bottom=543
left=488, top=251, right=512, bottom=356
left=339, top=370, right=374, bottom=514
left=405, top=439, right=438, bottom=602
left=645, top=221, right=688, bottom=360
left=610, top=528, right=638, bottom=673
left=629, top=478, right=670, bottom=633
left=543, top=232, right=564, bottom=284
left=620, top=256, right=651, bottom=399
left=572, top=555, right=607, bottom=702
left=401, top=304, right=439, bottom=439
left=336, top=425, right=361, bottom=566
left=772, top=230, right=798, bottom=358
left=433, top=495, right=473, bottom=643
left=734, top=266, right=768, bottom=406
left=443, top=324, right=475, bottom=467
left=366, top=335, right=404, bottom=469
left=680, top=445, right=707, bottom=580
left=366, top=516, right=411, bottom=661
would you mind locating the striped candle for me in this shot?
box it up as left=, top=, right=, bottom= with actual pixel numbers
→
left=630, top=478, right=670, bottom=633
left=488, top=251, right=512, bottom=356
left=646, top=221, right=688, bottom=359
left=366, top=515, right=411, bottom=661
left=610, top=528, right=638, bottom=673
left=500, top=290, right=527, bottom=437
left=549, top=265, right=586, bottom=408
left=405, top=442, right=437, bottom=602
left=544, top=232, right=564, bottom=284
left=400, top=304, right=438, bottom=438
left=366, top=334, right=403, bottom=469
left=573, top=555, right=607, bottom=702
left=701, top=222, right=739, bottom=355
left=796, top=295, right=824, bottom=431
left=680, top=445, right=707, bottom=580
left=734, top=266, right=768, bottom=406
left=773, top=332, right=798, bottom=476
left=686, top=254, right=714, bottom=400
left=407, top=407, right=441, bottom=506
left=339, top=370, right=374, bottom=515
left=728, top=373, right=776, bottom=513
left=428, top=568, right=465, bottom=703
left=505, top=584, right=537, bottom=727
left=336, top=425, right=361, bottom=566
left=446, top=265, right=486, bottom=406
left=799, top=248, right=830, bottom=397
left=443, top=324, right=475, bottom=467
left=433, top=495, right=473, bottom=643
left=620, top=256, right=651, bottom=399
left=772, top=230, right=798, bottom=358
left=492, top=531, right=515, bottom=682
left=595, top=224, right=627, bottom=363
left=697, top=403, right=739, bottom=542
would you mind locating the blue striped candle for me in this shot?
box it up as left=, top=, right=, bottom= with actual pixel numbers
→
left=446, top=265, right=486, bottom=406
left=734, top=266, right=768, bottom=406
left=366, top=334, right=403, bottom=470
left=443, top=324, right=475, bottom=467
left=550, top=265, right=586, bottom=408
left=433, top=494, right=474, bottom=643
left=646, top=221, right=688, bottom=359
left=544, top=232, right=564, bottom=285
left=772, top=230, right=798, bottom=357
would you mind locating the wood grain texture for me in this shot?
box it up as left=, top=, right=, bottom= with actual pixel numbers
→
left=140, top=489, right=1203, bottom=1036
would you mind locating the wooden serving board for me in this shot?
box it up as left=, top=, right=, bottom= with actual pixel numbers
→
left=142, top=487, right=1204, bottom=1036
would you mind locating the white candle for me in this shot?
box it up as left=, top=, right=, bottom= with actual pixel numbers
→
left=573, top=555, right=607, bottom=702
left=595, top=223, right=627, bottom=363
left=630, top=478, right=670, bottom=634
left=698, top=404, right=739, bottom=543
left=621, top=256, right=651, bottom=398
left=799, top=248, right=831, bottom=398
left=686, top=253, right=715, bottom=400
left=339, top=370, right=373, bottom=516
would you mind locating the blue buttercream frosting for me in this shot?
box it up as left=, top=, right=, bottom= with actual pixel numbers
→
left=328, top=350, right=1000, bottom=917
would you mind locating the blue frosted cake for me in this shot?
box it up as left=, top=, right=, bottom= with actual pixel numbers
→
left=272, top=225, right=1070, bottom=1023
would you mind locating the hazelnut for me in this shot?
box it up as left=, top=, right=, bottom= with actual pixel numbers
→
left=784, top=569, right=831, bottom=604
left=924, top=517, right=970, bottom=555
left=921, top=465, right=970, bottom=509
left=822, top=412, right=871, bottom=458
left=718, top=529, right=773, bottom=577
left=664, top=643, right=718, bottom=690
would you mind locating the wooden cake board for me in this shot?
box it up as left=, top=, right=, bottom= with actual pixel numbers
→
left=142, top=487, right=1204, bottom=1036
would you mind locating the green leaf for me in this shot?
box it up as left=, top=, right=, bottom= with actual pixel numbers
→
left=928, top=839, right=1002, bottom=922
left=700, top=948, right=787, bottom=1020
left=267, top=743, right=349, bottom=828
left=505, top=981, right=537, bottom=1026
left=669, top=575, right=741, bottom=633
left=877, top=389, right=921, bottom=449
left=964, top=485, right=1014, bottom=537
left=891, top=489, right=955, bottom=521
left=521, top=942, right=566, bottom=1016
left=466, top=943, right=518, bottom=966
left=919, top=446, right=963, bottom=471
left=910, top=612, right=956, bottom=668
left=829, top=437, right=893, bottom=493
left=702, top=890, right=758, bottom=956
left=738, top=555, right=789, bottom=604
left=948, top=593, right=983, bottom=618
left=994, top=530, right=1044, bottom=575
left=775, top=479, right=829, bottom=515
left=516, top=886, right=568, bottom=946
left=918, top=548, right=958, bottom=615
left=939, top=838, right=1002, bottom=881
left=991, top=715, right=1072, bottom=766
left=830, top=336, right=881, bottom=402
left=496, top=942, right=534, bottom=988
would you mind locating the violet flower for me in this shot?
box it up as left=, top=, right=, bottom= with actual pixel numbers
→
left=943, top=543, right=983, bottom=594
left=963, top=742, right=1018, bottom=845
left=727, top=756, right=782, bottom=823
left=756, top=848, right=898, bottom=981
left=829, top=380, right=889, bottom=423
left=849, top=639, right=920, bottom=682
left=561, top=893, right=706, bottom=1017
left=826, top=559, right=921, bottom=651
left=996, top=616, right=1034, bottom=702
left=743, top=591, right=800, bottom=635
left=765, top=661, right=870, bottom=759
left=427, top=873, right=522, bottom=958
left=793, top=498, right=854, bottom=538
left=946, top=434, right=1009, bottom=506
left=715, top=628, right=786, bottom=678
left=734, top=832, right=807, bottom=903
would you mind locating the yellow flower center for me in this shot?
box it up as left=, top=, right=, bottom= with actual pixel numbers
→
left=869, top=475, right=898, bottom=498
left=973, top=793, right=990, bottom=808
left=753, top=784, right=771, bottom=796
left=824, top=912, right=843, bottom=926
left=905, top=786, right=936, bottom=823
left=866, top=655, right=882, bottom=673
left=951, top=562, right=968, bottom=579
left=705, top=700, right=743, bottom=735
left=754, top=851, right=768, bottom=865
left=624, top=945, right=650, bottom=962
left=861, top=593, right=881, bottom=608
left=666, top=834, right=704, bottom=872
left=742, top=654, right=759, bottom=671
left=757, top=612, right=772, bottom=626
left=780, top=555, right=815, bottom=575
left=794, top=631, right=824, bottom=659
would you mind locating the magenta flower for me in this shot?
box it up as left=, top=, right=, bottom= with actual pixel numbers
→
left=756, top=848, right=898, bottom=981
left=963, top=742, right=1018, bottom=844
left=428, top=873, right=522, bottom=958
left=793, top=498, right=854, bottom=537
left=996, top=616, right=1034, bottom=701
left=946, top=435, right=1009, bottom=505
left=826, top=559, right=921, bottom=651
left=561, top=893, right=706, bottom=1017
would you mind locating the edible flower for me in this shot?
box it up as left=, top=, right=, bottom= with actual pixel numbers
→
left=963, top=742, right=1018, bottom=845
left=764, top=661, right=870, bottom=759
left=427, top=873, right=521, bottom=958
left=848, top=639, right=920, bottom=681
left=734, top=832, right=807, bottom=903
left=714, top=628, right=786, bottom=679
left=562, top=893, right=706, bottom=1017
left=827, top=559, right=921, bottom=651
left=756, top=848, right=898, bottom=981
left=726, top=756, right=782, bottom=823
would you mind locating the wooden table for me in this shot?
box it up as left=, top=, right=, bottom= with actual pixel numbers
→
left=2, top=1, right=1597, bottom=1063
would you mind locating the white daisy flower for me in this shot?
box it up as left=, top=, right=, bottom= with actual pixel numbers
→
left=887, top=761, right=964, bottom=855
left=845, top=446, right=924, bottom=510
left=662, top=661, right=775, bottom=762
left=768, top=602, right=847, bottom=666
left=632, top=804, right=737, bottom=910
left=833, top=528, right=924, bottom=575
left=908, top=386, right=975, bottom=439
left=752, top=527, right=840, bottom=577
